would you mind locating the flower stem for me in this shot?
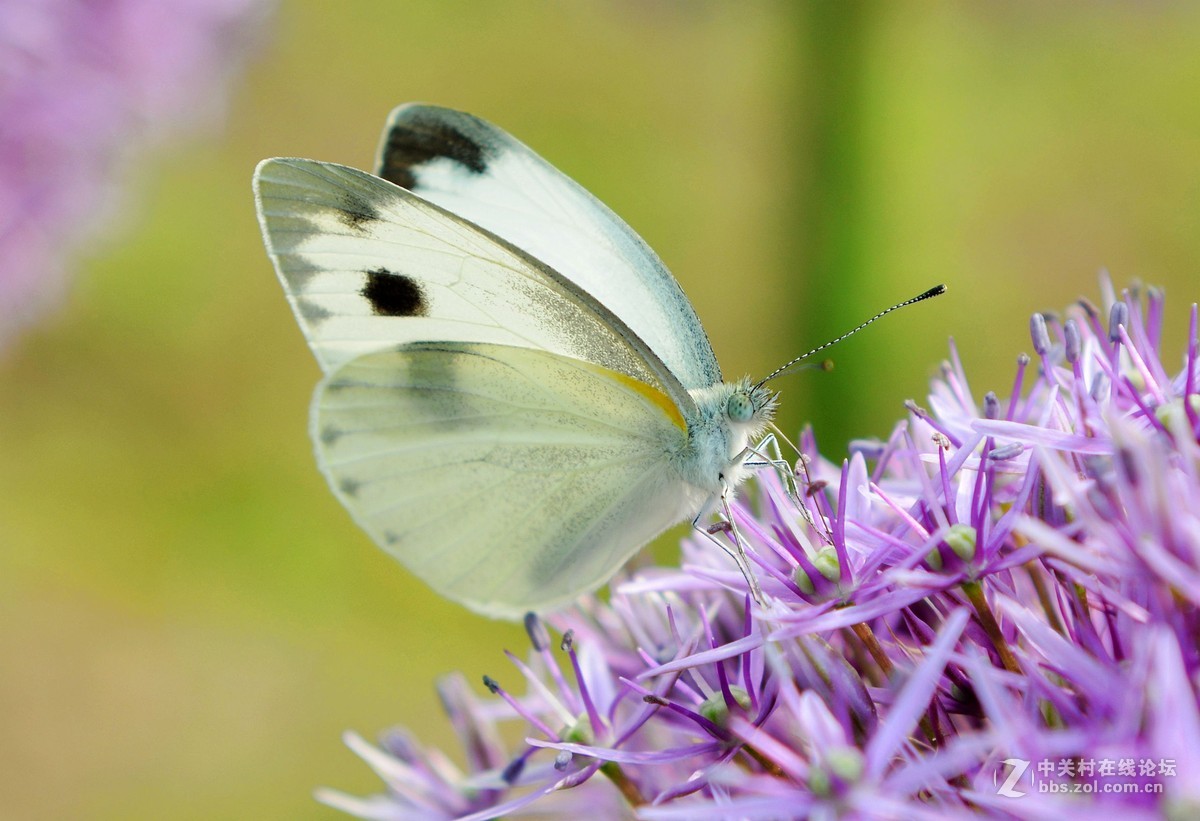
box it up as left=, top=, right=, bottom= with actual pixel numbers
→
left=851, top=621, right=939, bottom=745
left=1026, top=561, right=1065, bottom=635
left=850, top=621, right=894, bottom=677
left=962, top=581, right=1021, bottom=674
left=599, top=761, right=646, bottom=807
left=739, top=743, right=787, bottom=778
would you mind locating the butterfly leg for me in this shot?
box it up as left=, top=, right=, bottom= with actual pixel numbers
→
left=688, top=435, right=806, bottom=606
left=741, top=433, right=833, bottom=546
left=739, top=433, right=801, bottom=505
left=690, top=487, right=765, bottom=606
left=718, top=484, right=766, bottom=605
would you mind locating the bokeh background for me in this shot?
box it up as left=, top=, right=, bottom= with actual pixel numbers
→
left=3, top=2, right=1199, bottom=818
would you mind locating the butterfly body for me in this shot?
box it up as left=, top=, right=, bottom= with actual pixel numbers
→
left=255, top=104, right=775, bottom=618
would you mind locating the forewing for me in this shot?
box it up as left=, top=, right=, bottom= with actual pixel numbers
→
left=374, top=103, right=722, bottom=391
left=313, top=342, right=693, bottom=619
left=254, top=157, right=693, bottom=412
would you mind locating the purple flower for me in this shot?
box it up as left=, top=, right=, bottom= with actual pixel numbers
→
left=324, top=277, right=1200, bottom=818
left=0, top=0, right=270, bottom=349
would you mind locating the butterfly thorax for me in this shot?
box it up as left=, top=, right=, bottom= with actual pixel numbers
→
left=673, top=378, right=776, bottom=498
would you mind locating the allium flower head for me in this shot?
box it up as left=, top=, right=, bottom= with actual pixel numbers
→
left=322, top=277, right=1200, bottom=819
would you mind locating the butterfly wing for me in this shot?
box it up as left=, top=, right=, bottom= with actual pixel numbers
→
left=373, top=103, right=722, bottom=392
left=254, top=157, right=694, bottom=415
left=315, top=341, right=696, bottom=618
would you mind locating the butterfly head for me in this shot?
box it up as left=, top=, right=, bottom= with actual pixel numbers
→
left=724, top=377, right=777, bottom=436
left=684, top=378, right=777, bottom=492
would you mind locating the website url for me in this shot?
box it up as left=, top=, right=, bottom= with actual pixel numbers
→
left=1038, top=782, right=1164, bottom=795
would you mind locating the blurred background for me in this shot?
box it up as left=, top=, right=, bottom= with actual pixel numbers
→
left=2, top=2, right=1199, bottom=818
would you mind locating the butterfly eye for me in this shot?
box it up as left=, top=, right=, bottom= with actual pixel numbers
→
left=726, top=391, right=754, bottom=423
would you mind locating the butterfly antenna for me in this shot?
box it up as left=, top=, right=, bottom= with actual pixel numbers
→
left=755, top=284, right=946, bottom=388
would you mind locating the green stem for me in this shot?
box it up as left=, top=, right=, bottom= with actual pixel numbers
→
left=739, top=743, right=787, bottom=778
left=599, top=761, right=645, bottom=808
left=1026, top=561, right=1066, bottom=636
left=852, top=621, right=939, bottom=746
left=962, top=580, right=1021, bottom=674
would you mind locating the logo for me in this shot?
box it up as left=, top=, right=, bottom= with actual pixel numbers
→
left=995, top=758, right=1029, bottom=798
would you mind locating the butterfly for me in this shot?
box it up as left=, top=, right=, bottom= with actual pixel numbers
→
left=254, top=104, right=939, bottom=619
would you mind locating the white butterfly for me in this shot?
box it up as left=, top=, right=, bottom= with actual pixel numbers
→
left=253, top=104, right=785, bottom=619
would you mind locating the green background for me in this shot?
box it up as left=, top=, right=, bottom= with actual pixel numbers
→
left=3, top=3, right=1199, bottom=818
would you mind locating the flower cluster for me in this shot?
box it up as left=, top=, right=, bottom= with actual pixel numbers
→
left=0, top=0, right=270, bottom=349
left=320, top=278, right=1200, bottom=819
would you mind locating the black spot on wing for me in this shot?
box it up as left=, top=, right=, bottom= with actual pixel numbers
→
left=362, top=268, right=427, bottom=317
left=337, top=188, right=381, bottom=231
left=378, top=115, right=490, bottom=190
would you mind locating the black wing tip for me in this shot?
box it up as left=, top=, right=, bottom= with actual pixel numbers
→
left=376, top=104, right=496, bottom=190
